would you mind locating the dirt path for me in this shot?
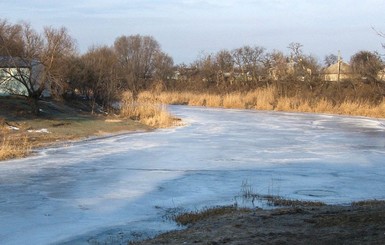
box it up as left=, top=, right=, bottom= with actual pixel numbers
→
left=135, top=203, right=385, bottom=245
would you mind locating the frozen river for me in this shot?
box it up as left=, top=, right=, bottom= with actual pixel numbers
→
left=1, top=106, right=385, bottom=244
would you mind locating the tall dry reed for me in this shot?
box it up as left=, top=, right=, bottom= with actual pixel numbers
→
left=147, top=85, right=385, bottom=118
left=120, top=91, right=177, bottom=128
left=156, top=86, right=278, bottom=110
left=0, top=136, right=31, bottom=161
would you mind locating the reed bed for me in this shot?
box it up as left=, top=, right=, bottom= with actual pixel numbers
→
left=147, top=86, right=385, bottom=118
left=120, top=91, right=178, bottom=128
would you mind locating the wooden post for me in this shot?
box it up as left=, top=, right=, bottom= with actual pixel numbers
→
left=337, top=50, right=341, bottom=82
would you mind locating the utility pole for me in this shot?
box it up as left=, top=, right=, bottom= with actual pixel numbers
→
left=337, top=50, right=341, bottom=82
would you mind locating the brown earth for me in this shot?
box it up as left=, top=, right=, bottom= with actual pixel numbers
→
left=134, top=202, right=385, bottom=245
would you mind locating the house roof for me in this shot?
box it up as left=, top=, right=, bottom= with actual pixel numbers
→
left=323, top=61, right=352, bottom=74
left=0, top=56, right=31, bottom=68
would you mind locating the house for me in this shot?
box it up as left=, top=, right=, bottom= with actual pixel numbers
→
left=268, top=59, right=311, bottom=81
left=0, top=56, right=30, bottom=96
left=323, top=61, right=353, bottom=82
left=377, top=68, right=385, bottom=81
left=0, top=56, right=49, bottom=97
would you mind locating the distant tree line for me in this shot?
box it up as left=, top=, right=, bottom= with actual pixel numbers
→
left=1, top=18, right=384, bottom=114
left=168, top=45, right=384, bottom=104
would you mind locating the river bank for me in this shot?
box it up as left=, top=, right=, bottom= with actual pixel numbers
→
left=134, top=201, right=385, bottom=244
left=0, top=97, right=152, bottom=160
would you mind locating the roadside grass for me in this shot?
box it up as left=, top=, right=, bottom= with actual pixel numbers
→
left=150, top=86, right=385, bottom=118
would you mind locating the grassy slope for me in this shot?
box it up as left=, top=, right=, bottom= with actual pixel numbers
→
left=0, top=96, right=151, bottom=160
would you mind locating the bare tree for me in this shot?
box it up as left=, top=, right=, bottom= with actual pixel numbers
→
left=243, top=46, right=265, bottom=81
left=0, top=20, right=76, bottom=114
left=114, top=35, right=161, bottom=98
left=193, top=52, right=217, bottom=88
left=286, top=42, right=318, bottom=79
left=287, top=42, right=303, bottom=62
left=231, top=46, right=265, bottom=83
left=81, top=46, right=121, bottom=111
left=215, top=49, right=234, bottom=72
left=41, top=26, right=77, bottom=96
left=324, top=54, right=338, bottom=67
left=152, top=51, right=174, bottom=82
left=350, top=50, right=383, bottom=81
left=0, top=19, right=23, bottom=56
left=265, top=50, right=289, bottom=81
left=214, top=49, right=234, bottom=87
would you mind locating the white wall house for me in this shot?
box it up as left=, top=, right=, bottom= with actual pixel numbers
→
left=0, top=57, right=30, bottom=96
left=0, top=56, right=49, bottom=97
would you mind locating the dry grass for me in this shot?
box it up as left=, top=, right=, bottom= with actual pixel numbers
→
left=150, top=86, right=385, bottom=118
left=351, top=199, right=385, bottom=207
left=120, top=91, right=179, bottom=128
left=175, top=205, right=250, bottom=226
left=0, top=97, right=154, bottom=161
left=1, top=118, right=31, bottom=160
left=275, top=97, right=385, bottom=118
left=222, top=93, right=244, bottom=108
left=0, top=136, right=31, bottom=161
left=264, top=195, right=326, bottom=207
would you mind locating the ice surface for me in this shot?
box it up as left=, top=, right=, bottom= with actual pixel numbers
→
left=1, top=106, right=385, bottom=244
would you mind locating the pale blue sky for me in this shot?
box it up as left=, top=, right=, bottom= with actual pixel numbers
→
left=1, top=0, right=384, bottom=64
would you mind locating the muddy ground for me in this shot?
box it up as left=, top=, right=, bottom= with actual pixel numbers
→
left=134, top=202, right=385, bottom=245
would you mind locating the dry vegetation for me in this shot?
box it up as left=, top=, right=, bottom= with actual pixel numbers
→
left=120, top=91, right=181, bottom=128
left=0, top=97, right=151, bottom=161
left=135, top=201, right=385, bottom=245
left=0, top=134, right=31, bottom=160
left=0, top=91, right=182, bottom=161
left=0, top=119, right=30, bottom=160
left=151, top=86, right=385, bottom=118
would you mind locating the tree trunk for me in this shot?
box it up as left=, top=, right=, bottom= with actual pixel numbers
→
left=27, top=96, right=40, bottom=116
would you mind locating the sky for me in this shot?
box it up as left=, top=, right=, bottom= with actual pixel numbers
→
left=1, top=0, right=385, bottom=64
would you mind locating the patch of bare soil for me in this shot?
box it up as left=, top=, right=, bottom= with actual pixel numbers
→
left=135, top=202, right=385, bottom=245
